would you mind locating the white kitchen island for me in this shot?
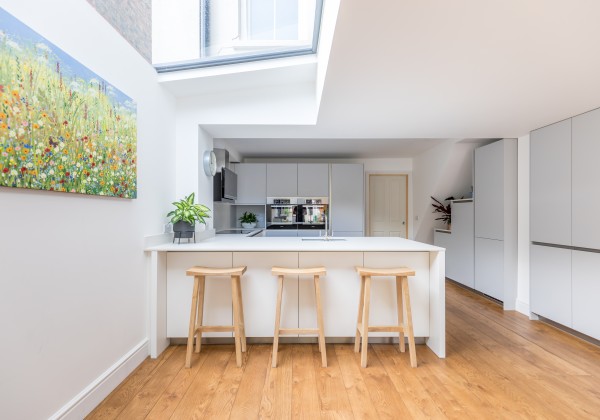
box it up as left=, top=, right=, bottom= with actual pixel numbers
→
left=146, top=236, right=445, bottom=359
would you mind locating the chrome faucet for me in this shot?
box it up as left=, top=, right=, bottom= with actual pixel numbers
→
left=323, top=214, right=332, bottom=240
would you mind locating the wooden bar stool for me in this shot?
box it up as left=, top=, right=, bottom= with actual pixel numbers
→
left=185, top=266, right=247, bottom=368
left=354, top=266, right=417, bottom=368
left=271, top=266, right=327, bottom=368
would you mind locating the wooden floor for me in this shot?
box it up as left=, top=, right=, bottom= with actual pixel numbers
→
left=87, top=281, right=600, bottom=419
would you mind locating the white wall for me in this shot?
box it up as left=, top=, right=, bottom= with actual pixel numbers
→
left=152, top=0, right=199, bottom=64
left=0, top=1, right=176, bottom=418
left=413, top=141, right=479, bottom=244
left=516, top=134, right=530, bottom=315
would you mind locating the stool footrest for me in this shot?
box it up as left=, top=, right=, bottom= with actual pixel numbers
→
left=196, top=325, right=235, bottom=333
left=278, top=328, right=319, bottom=335
left=367, top=325, right=405, bottom=333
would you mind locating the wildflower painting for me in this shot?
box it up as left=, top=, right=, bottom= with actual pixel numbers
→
left=0, top=7, right=137, bottom=198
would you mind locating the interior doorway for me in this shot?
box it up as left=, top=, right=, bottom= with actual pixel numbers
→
left=368, top=174, right=409, bottom=238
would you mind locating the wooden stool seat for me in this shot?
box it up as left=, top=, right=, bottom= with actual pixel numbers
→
left=272, top=266, right=327, bottom=368
left=354, top=266, right=417, bottom=368
left=185, top=266, right=247, bottom=368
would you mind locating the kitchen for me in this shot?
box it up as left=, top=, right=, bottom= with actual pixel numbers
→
left=2, top=1, right=600, bottom=419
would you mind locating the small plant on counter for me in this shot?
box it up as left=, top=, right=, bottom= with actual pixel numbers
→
left=167, top=193, right=210, bottom=242
left=239, top=211, right=258, bottom=228
left=431, top=196, right=455, bottom=227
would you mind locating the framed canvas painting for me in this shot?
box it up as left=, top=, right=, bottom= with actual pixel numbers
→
left=0, top=7, right=137, bottom=198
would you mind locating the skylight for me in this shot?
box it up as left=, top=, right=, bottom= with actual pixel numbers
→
left=152, top=0, right=322, bottom=72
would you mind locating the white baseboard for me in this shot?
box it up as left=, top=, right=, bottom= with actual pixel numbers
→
left=50, top=339, right=149, bottom=420
left=515, top=299, right=530, bottom=316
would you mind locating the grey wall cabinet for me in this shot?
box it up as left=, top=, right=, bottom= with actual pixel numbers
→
left=331, top=164, right=364, bottom=234
left=234, top=163, right=266, bottom=204
left=474, top=237, right=504, bottom=301
left=473, top=139, right=517, bottom=307
left=571, top=250, right=600, bottom=340
left=297, top=164, right=329, bottom=197
left=474, top=140, right=505, bottom=241
left=451, top=201, right=475, bottom=289
left=530, top=119, right=572, bottom=246
left=266, top=163, right=298, bottom=197
left=530, top=244, right=572, bottom=328
left=572, top=108, right=600, bottom=249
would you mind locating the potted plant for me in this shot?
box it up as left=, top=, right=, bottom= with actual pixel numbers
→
left=239, top=211, right=258, bottom=229
left=167, top=193, right=211, bottom=243
left=431, top=196, right=455, bottom=230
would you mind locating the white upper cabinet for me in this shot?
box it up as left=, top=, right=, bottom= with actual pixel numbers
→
left=572, top=109, right=600, bottom=249
left=530, top=119, right=572, bottom=246
left=474, top=140, right=505, bottom=240
left=297, top=164, right=329, bottom=197
left=331, top=164, right=364, bottom=233
left=266, top=163, right=298, bottom=197
left=234, top=163, right=266, bottom=204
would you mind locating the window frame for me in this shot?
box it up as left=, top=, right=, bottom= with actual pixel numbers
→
left=154, top=0, right=323, bottom=73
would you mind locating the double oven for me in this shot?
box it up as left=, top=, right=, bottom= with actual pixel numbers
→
left=266, top=197, right=328, bottom=233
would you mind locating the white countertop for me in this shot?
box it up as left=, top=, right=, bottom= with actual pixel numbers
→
left=145, top=236, right=444, bottom=252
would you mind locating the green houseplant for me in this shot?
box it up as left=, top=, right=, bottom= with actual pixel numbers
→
left=167, top=193, right=210, bottom=242
left=431, top=196, right=454, bottom=229
left=239, top=211, right=258, bottom=229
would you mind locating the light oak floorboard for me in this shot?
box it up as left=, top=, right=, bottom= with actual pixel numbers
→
left=88, top=282, right=600, bottom=419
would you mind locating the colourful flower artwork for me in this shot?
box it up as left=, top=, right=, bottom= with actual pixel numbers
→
left=0, top=7, right=137, bottom=198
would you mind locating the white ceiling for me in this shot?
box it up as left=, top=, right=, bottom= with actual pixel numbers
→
left=166, top=0, right=600, bottom=158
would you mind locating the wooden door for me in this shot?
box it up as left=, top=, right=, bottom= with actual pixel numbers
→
left=368, top=174, right=408, bottom=238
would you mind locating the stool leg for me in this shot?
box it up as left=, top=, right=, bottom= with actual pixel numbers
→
left=186, top=276, right=200, bottom=368
left=361, top=276, right=371, bottom=368
left=195, top=276, right=205, bottom=353
left=354, top=275, right=366, bottom=353
left=231, top=276, right=243, bottom=367
left=236, top=276, right=247, bottom=353
left=401, top=276, right=417, bottom=368
left=272, top=275, right=284, bottom=368
left=395, top=276, right=405, bottom=353
left=314, top=275, right=327, bottom=368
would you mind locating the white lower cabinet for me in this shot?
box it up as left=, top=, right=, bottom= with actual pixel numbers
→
left=233, top=252, right=298, bottom=337
left=530, top=244, right=572, bottom=328
left=166, top=252, right=233, bottom=337
left=474, top=237, right=504, bottom=301
left=363, top=252, right=430, bottom=337
left=298, top=252, right=363, bottom=337
left=572, top=250, right=600, bottom=340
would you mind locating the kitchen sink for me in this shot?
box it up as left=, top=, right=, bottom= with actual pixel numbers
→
left=301, top=238, right=347, bottom=241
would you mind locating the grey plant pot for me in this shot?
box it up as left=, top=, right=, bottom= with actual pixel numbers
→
left=173, top=221, right=195, bottom=240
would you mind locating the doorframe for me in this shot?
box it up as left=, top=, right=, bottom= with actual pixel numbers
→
left=366, top=173, right=410, bottom=238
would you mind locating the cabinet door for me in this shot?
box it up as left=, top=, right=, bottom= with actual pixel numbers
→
left=474, top=140, right=504, bottom=240
left=572, top=109, right=600, bottom=249
left=332, top=231, right=364, bottom=237
left=331, top=164, right=364, bottom=232
left=298, top=252, right=363, bottom=337
left=474, top=237, right=504, bottom=301
left=572, top=250, right=600, bottom=340
left=452, top=202, right=475, bottom=288
left=530, top=244, right=572, bottom=327
left=235, top=163, right=266, bottom=204
left=298, top=163, right=329, bottom=197
left=530, top=120, right=571, bottom=245
left=166, top=252, right=233, bottom=338
left=433, top=231, right=456, bottom=281
left=363, top=252, right=431, bottom=337
left=266, top=164, right=297, bottom=197
left=233, top=252, right=298, bottom=337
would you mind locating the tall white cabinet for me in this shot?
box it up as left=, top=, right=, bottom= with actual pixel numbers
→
left=330, top=163, right=364, bottom=236
left=530, top=108, right=600, bottom=341
left=474, top=139, right=517, bottom=308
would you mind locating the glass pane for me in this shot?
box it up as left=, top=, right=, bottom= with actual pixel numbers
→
left=152, top=0, right=319, bottom=69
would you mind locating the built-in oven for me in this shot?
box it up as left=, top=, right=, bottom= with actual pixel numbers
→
left=297, top=198, right=328, bottom=231
left=267, top=198, right=298, bottom=229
